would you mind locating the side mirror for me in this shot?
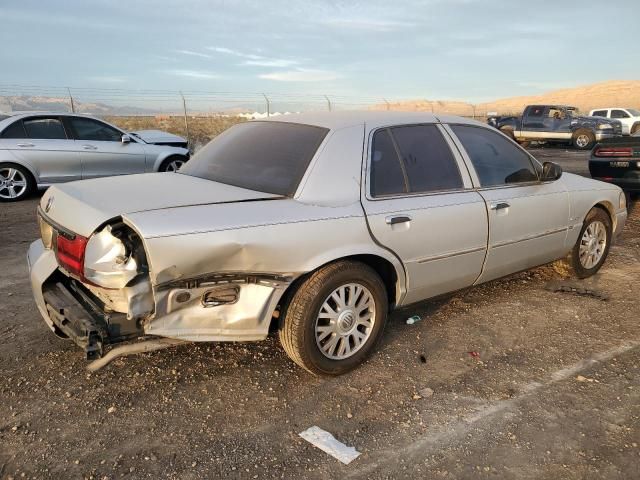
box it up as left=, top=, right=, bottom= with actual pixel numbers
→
left=121, top=134, right=131, bottom=144
left=541, top=161, right=562, bottom=181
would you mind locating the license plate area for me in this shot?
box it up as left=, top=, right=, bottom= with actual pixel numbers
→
left=610, top=161, right=630, bottom=168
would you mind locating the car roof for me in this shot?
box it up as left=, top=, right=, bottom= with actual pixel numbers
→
left=259, top=110, right=486, bottom=130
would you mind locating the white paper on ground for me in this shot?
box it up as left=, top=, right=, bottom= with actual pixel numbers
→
left=299, top=426, right=361, bottom=465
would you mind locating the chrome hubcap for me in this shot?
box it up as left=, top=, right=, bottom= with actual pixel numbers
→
left=315, top=283, right=376, bottom=360
left=165, top=160, right=184, bottom=172
left=576, top=135, right=589, bottom=148
left=579, top=220, right=607, bottom=269
left=0, top=168, right=27, bottom=199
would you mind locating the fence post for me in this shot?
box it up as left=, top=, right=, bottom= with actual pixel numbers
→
left=67, top=87, right=75, bottom=113
left=471, top=104, right=476, bottom=119
left=383, top=98, right=390, bottom=111
left=179, top=91, right=191, bottom=147
left=262, top=93, right=270, bottom=117
left=324, top=95, right=332, bottom=112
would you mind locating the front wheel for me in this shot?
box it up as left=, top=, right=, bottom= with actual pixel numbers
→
left=570, top=207, right=612, bottom=278
left=279, top=261, right=388, bottom=375
left=0, top=163, right=35, bottom=202
left=159, top=156, right=187, bottom=172
left=573, top=129, right=595, bottom=150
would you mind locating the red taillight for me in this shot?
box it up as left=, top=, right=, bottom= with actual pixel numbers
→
left=55, top=234, right=88, bottom=278
left=594, top=147, right=633, bottom=157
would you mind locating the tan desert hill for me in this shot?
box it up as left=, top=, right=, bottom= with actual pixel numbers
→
left=374, top=80, right=640, bottom=116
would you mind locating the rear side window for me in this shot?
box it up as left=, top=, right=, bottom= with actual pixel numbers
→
left=23, top=118, right=67, bottom=140
left=591, top=110, right=607, bottom=117
left=370, top=129, right=407, bottom=196
left=391, top=125, right=462, bottom=193
left=68, top=117, right=122, bottom=142
left=451, top=125, right=538, bottom=187
left=0, top=121, right=27, bottom=139
left=611, top=109, right=629, bottom=119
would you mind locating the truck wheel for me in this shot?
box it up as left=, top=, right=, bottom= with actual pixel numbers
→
left=573, top=129, right=595, bottom=150
left=159, top=155, right=187, bottom=172
left=570, top=207, right=612, bottom=278
left=631, top=123, right=640, bottom=135
left=279, top=260, right=388, bottom=375
left=518, top=140, right=531, bottom=148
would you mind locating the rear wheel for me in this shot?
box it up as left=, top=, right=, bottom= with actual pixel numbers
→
left=0, top=163, right=34, bottom=202
left=573, top=129, right=595, bottom=150
left=279, top=260, right=388, bottom=375
left=570, top=207, right=612, bottom=278
left=631, top=122, right=640, bottom=136
left=500, top=127, right=515, bottom=140
left=159, top=156, right=187, bottom=172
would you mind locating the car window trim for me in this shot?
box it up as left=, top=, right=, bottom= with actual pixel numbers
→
left=21, top=115, right=71, bottom=140
left=0, top=119, right=27, bottom=138
left=365, top=123, right=471, bottom=201
left=443, top=123, right=543, bottom=189
left=64, top=115, right=125, bottom=142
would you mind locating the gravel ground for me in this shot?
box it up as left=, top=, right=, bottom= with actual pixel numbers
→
left=1, top=148, right=639, bottom=479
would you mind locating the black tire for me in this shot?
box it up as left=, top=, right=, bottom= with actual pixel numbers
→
left=0, top=163, right=35, bottom=202
left=570, top=207, right=612, bottom=278
left=631, top=122, right=640, bottom=136
left=159, top=155, right=187, bottom=172
left=518, top=140, right=531, bottom=148
left=279, top=260, right=388, bottom=375
left=572, top=129, right=595, bottom=150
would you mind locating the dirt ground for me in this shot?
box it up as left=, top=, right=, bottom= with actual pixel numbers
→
left=1, top=148, right=639, bottom=479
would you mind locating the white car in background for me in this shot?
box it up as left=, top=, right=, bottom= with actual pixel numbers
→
left=589, top=108, right=640, bottom=135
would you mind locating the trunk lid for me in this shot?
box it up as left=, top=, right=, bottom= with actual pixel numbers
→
left=40, top=173, right=281, bottom=237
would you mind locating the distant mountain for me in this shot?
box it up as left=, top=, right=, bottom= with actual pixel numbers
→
left=373, top=80, right=640, bottom=116
left=0, top=96, right=158, bottom=115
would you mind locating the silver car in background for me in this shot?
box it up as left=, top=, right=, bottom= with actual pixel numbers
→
left=0, top=113, right=190, bottom=201
left=27, top=112, right=627, bottom=375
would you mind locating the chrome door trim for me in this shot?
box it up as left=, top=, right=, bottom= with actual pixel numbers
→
left=416, top=245, right=486, bottom=264
left=491, top=226, right=568, bottom=248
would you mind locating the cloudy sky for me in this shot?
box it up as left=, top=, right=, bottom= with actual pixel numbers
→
left=1, top=0, right=638, bottom=103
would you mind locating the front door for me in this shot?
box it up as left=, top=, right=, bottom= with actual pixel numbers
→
left=446, top=124, right=570, bottom=284
left=361, top=123, right=488, bottom=306
left=65, top=116, right=147, bottom=179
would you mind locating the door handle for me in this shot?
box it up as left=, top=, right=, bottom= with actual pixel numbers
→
left=17, top=143, right=34, bottom=148
left=385, top=215, right=412, bottom=225
left=490, top=202, right=510, bottom=211
left=82, top=145, right=98, bottom=150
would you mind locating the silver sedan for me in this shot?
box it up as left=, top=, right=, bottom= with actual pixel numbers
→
left=0, top=113, right=189, bottom=201
left=27, top=112, right=627, bottom=375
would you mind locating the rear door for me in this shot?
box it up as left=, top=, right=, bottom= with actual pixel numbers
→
left=65, top=116, right=147, bottom=179
left=0, top=116, right=81, bottom=184
left=445, top=124, right=570, bottom=284
left=361, top=123, right=488, bottom=306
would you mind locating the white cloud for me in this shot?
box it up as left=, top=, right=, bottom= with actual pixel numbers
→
left=174, top=49, right=212, bottom=59
left=242, top=59, right=298, bottom=67
left=259, top=69, right=340, bottom=82
left=321, top=17, right=416, bottom=32
left=165, top=69, right=220, bottom=79
left=208, top=46, right=263, bottom=60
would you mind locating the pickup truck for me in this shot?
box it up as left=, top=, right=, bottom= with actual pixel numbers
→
left=488, top=105, right=622, bottom=150
left=589, top=108, right=640, bottom=136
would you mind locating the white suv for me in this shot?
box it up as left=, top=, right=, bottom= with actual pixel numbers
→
left=589, top=108, right=640, bottom=135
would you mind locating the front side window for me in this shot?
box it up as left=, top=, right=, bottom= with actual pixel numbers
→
left=611, top=109, right=629, bottom=119
left=591, top=110, right=607, bottom=117
left=527, top=106, right=544, bottom=117
left=451, top=125, right=538, bottom=187
left=23, top=118, right=67, bottom=140
left=180, top=121, right=328, bottom=196
left=0, top=120, right=27, bottom=139
left=68, top=117, right=122, bottom=142
left=548, top=108, right=565, bottom=120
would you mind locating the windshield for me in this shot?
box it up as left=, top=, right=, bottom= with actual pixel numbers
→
left=628, top=108, right=640, bottom=116
left=180, top=121, right=329, bottom=196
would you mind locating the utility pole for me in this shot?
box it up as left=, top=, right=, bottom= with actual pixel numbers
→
left=262, top=93, right=270, bottom=117
left=324, top=95, right=332, bottom=112
left=383, top=98, right=391, bottom=111
left=67, top=87, right=75, bottom=113
left=179, top=91, right=191, bottom=147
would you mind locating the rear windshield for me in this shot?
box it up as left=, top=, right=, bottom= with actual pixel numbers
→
left=180, top=121, right=329, bottom=196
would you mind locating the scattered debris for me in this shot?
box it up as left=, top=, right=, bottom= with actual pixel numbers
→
left=107, top=406, right=117, bottom=413
left=468, top=351, right=480, bottom=359
left=406, top=315, right=422, bottom=325
left=299, top=426, right=360, bottom=465
left=419, top=355, right=427, bottom=364
left=419, top=387, right=434, bottom=398
left=545, top=281, right=609, bottom=301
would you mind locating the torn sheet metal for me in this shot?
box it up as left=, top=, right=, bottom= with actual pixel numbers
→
left=299, top=426, right=360, bottom=465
